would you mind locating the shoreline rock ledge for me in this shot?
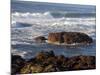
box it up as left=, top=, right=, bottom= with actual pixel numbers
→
left=48, top=32, right=93, bottom=44
left=11, top=51, right=95, bottom=74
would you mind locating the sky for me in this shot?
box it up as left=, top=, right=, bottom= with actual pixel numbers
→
left=18, top=0, right=96, bottom=5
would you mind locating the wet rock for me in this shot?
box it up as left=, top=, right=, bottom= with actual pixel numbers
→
left=11, top=55, right=26, bottom=74
left=66, top=55, right=96, bottom=70
left=48, top=32, right=93, bottom=44
left=12, top=51, right=95, bottom=74
left=35, top=51, right=55, bottom=62
left=34, top=36, right=47, bottom=43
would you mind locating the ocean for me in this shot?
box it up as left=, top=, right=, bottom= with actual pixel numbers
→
left=11, top=1, right=96, bottom=59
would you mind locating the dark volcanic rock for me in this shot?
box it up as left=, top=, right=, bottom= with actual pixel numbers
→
left=12, top=51, right=95, bottom=74
left=35, top=51, right=55, bottom=62
left=48, top=32, right=93, bottom=44
left=34, top=36, right=47, bottom=43
left=66, top=55, right=95, bottom=70
left=11, top=55, right=26, bottom=74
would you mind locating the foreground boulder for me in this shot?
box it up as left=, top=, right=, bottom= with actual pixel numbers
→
left=34, top=36, right=47, bottom=43
left=48, top=32, right=93, bottom=44
left=12, top=51, right=95, bottom=74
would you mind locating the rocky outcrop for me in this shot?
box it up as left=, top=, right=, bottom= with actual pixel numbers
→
left=34, top=36, right=47, bottom=43
left=48, top=32, right=93, bottom=44
left=11, top=51, right=95, bottom=74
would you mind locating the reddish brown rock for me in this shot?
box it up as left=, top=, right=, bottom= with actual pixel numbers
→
left=48, top=32, right=64, bottom=44
left=48, top=32, right=93, bottom=44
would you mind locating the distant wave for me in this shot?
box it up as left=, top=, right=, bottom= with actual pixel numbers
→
left=12, top=12, right=95, bottom=26
left=12, top=12, right=53, bottom=21
left=50, top=12, right=95, bottom=18
left=12, top=11, right=95, bottom=19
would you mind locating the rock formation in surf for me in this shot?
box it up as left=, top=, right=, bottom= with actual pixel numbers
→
left=48, top=32, right=93, bottom=44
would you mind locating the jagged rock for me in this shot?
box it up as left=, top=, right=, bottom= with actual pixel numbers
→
left=20, top=64, right=44, bottom=73
left=44, top=64, right=58, bottom=72
left=48, top=32, right=93, bottom=44
left=66, top=55, right=95, bottom=70
left=34, top=36, right=47, bottom=43
left=11, top=51, right=95, bottom=74
left=35, top=51, right=55, bottom=62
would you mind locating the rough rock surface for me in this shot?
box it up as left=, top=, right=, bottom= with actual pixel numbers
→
left=48, top=32, right=93, bottom=44
left=11, top=51, right=95, bottom=74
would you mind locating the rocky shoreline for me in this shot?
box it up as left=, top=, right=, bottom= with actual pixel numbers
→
left=12, top=50, right=96, bottom=74
left=11, top=32, right=95, bottom=74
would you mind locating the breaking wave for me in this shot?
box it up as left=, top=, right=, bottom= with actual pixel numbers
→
left=12, top=11, right=95, bottom=19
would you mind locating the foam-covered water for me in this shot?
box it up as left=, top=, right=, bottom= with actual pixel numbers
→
left=11, top=1, right=96, bottom=59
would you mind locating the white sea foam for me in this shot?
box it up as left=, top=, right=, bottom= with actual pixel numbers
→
left=11, top=12, right=96, bottom=48
left=11, top=49, right=27, bottom=58
left=12, top=12, right=95, bottom=25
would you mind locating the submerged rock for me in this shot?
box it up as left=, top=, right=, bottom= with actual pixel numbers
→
left=48, top=32, right=93, bottom=44
left=34, top=36, right=47, bottom=43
